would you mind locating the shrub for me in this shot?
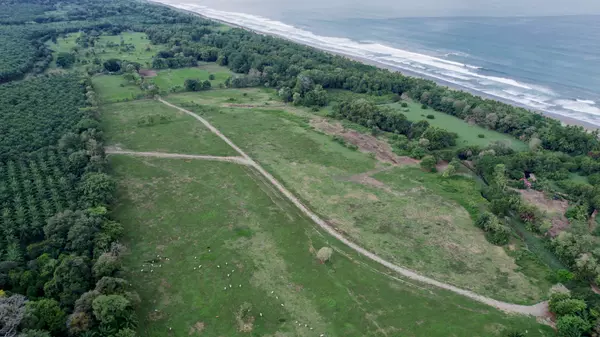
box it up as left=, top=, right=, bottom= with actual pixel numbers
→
left=208, top=74, right=215, bottom=80
left=421, top=104, right=428, bottom=109
left=426, top=114, right=435, bottom=119
left=556, top=315, right=591, bottom=337
left=410, top=146, right=427, bottom=159
left=316, top=247, right=333, bottom=263
left=475, top=212, right=510, bottom=245
left=420, top=155, right=437, bottom=172
left=56, top=52, right=76, bottom=68
left=478, top=134, right=485, bottom=138
left=401, top=102, right=408, bottom=108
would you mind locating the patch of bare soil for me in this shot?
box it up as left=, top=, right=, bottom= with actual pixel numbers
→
left=518, top=189, right=570, bottom=236
left=236, top=303, right=255, bottom=332
left=345, top=166, right=399, bottom=195
left=436, top=160, right=449, bottom=172
left=139, top=69, right=157, bottom=77
left=188, top=322, right=205, bottom=335
left=311, top=118, right=419, bottom=166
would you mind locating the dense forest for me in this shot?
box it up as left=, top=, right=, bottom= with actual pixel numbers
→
left=1, top=0, right=600, bottom=335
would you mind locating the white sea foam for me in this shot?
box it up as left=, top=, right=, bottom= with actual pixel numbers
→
left=155, top=0, right=600, bottom=126
left=555, top=100, right=600, bottom=116
left=577, top=99, right=596, bottom=105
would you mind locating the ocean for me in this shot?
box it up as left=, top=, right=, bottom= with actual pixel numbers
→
left=155, top=0, right=600, bottom=127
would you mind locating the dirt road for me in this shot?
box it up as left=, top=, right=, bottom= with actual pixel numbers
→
left=158, top=98, right=548, bottom=317
left=105, top=148, right=251, bottom=165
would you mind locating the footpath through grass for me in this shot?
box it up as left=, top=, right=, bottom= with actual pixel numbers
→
left=163, top=88, right=549, bottom=304
left=100, top=99, right=237, bottom=156
left=111, top=155, right=552, bottom=337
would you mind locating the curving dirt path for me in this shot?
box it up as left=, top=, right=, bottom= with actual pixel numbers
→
left=158, top=99, right=548, bottom=317
left=105, top=148, right=251, bottom=165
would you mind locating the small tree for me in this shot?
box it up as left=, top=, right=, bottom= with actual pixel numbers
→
left=556, top=315, right=591, bottom=337
left=420, top=155, right=437, bottom=172
left=184, top=79, right=200, bottom=92
left=56, top=53, right=76, bottom=68
left=208, top=74, right=215, bottom=80
left=316, top=247, right=333, bottom=263
left=442, top=163, right=457, bottom=178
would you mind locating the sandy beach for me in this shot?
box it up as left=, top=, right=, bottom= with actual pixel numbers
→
left=151, top=0, right=599, bottom=131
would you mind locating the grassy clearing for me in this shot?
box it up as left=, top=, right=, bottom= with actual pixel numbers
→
left=386, top=101, right=528, bottom=150
left=92, top=75, right=144, bottom=103
left=100, top=99, right=237, bottom=156
left=110, top=155, right=552, bottom=337
left=151, top=64, right=232, bottom=91
left=163, top=88, right=549, bottom=303
left=47, top=32, right=161, bottom=70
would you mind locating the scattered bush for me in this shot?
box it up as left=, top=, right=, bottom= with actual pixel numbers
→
left=426, top=114, right=435, bottom=119
left=316, top=247, right=333, bottom=263
left=475, top=212, right=510, bottom=245
left=208, top=74, right=215, bottom=80
left=478, top=134, right=485, bottom=138
left=420, top=155, right=437, bottom=172
left=401, top=102, right=408, bottom=108
left=421, top=104, right=428, bottom=109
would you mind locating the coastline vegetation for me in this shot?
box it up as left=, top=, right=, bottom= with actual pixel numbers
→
left=0, top=0, right=599, bottom=335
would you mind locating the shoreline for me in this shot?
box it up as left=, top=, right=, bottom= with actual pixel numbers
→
left=151, top=0, right=599, bottom=131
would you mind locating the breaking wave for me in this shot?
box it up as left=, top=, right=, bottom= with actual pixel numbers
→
left=155, top=0, right=600, bottom=126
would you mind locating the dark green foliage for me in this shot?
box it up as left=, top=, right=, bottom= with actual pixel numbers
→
left=103, top=59, right=121, bottom=72
left=208, top=73, right=215, bottom=80
left=79, top=173, right=115, bottom=207
left=478, top=134, right=485, bottom=138
left=0, top=74, right=86, bottom=161
left=92, top=294, right=135, bottom=330
left=420, top=155, right=437, bottom=172
left=400, top=102, right=408, bottom=108
left=426, top=114, right=435, bottom=119
left=184, top=78, right=211, bottom=91
left=475, top=212, right=510, bottom=245
left=23, top=299, right=66, bottom=335
left=421, top=127, right=458, bottom=150
left=56, top=52, right=75, bottom=68
left=556, top=315, right=591, bottom=337
left=421, top=104, right=428, bottom=109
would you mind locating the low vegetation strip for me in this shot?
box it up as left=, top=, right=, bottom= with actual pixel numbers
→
left=158, top=99, right=549, bottom=316
left=105, top=148, right=251, bottom=165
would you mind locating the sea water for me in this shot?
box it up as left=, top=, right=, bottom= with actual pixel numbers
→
left=156, top=0, right=600, bottom=127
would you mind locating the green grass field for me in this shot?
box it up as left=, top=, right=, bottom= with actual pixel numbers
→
left=110, top=155, right=552, bottom=337
left=162, top=88, right=549, bottom=304
left=47, top=32, right=162, bottom=70
left=92, top=75, right=144, bottom=103
left=100, top=99, right=237, bottom=156
left=386, top=101, right=528, bottom=150
left=151, top=64, right=232, bottom=91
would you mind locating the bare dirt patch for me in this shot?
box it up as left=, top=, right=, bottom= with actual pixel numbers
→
left=188, top=322, right=205, bottom=335
left=518, top=189, right=569, bottom=236
left=236, top=303, right=255, bottom=332
left=311, top=118, right=418, bottom=166
left=436, top=161, right=449, bottom=172
left=139, top=69, right=157, bottom=77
